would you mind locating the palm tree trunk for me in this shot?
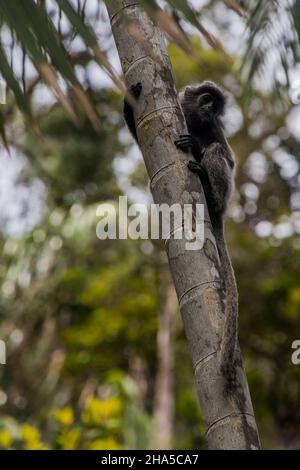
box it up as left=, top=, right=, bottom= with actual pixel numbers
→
left=105, top=0, right=261, bottom=450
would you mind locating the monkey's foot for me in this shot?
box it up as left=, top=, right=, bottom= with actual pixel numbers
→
left=188, top=160, right=203, bottom=172
left=188, top=161, right=207, bottom=181
left=188, top=160, right=200, bottom=171
left=174, top=134, right=194, bottom=153
left=130, top=82, right=142, bottom=99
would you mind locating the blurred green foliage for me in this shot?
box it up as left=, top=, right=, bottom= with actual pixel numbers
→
left=0, top=374, right=150, bottom=449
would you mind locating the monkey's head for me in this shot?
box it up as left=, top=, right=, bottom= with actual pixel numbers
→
left=180, top=81, right=227, bottom=130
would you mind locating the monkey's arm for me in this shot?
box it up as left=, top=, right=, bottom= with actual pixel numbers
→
left=123, top=82, right=142, bottom=143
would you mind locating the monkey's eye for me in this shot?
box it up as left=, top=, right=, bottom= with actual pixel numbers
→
left=200, top=93, right=213, bottom=104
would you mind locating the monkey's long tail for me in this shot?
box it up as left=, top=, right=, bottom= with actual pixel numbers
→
left=214, top=217, right=239, bottom=391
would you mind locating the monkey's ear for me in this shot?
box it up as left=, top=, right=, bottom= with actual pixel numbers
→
left=181, top=86, right=193, bottom=99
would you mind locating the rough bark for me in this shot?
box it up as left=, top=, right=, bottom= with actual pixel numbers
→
left=105, top=0, right=261, bottom=450
left=152, top=284, right=176, bottom=449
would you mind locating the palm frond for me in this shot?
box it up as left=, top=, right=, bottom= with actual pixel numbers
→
left=0, top=0, right=109, bottom=134
left=240, top=0, right=299, bottom=102
left=0, top=0, right=298, bottom=146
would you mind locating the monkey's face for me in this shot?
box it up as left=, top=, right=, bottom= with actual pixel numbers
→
left=183, top=87, right=217, bottom=123
left=182, top=83, right=226, bottom=127
left=197, top=92, right=214, bottom=120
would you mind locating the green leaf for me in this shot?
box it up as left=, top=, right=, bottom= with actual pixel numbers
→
left=57, top=0, right=127, bottom=96
left=0, top=0, right=45, bottom=64
left=20, top=0, right=76, bottom=84
left=0, top=44, right=31, bottom=117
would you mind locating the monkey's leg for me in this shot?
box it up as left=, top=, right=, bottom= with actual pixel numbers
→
left=201, top=146, right=232, bottom=214
left=188, top=161, right=217, bottom=224
left=187, top=160, right=209, bottom=181
left=123, top=82, right=142, bottom=142
left=188, top=160, right=202, bottom=172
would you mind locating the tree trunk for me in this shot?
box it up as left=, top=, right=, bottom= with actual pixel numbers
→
left=152, top=284, right=176, bottom=449
left=105, top=0, right=261, bottom=450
